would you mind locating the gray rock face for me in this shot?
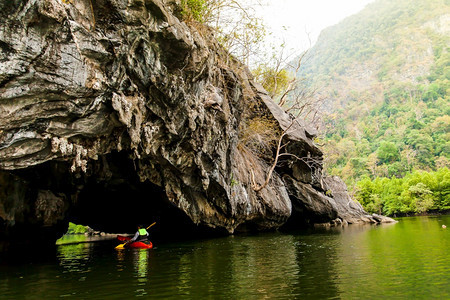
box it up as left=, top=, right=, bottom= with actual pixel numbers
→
left=322, top=176, right=396, bottom=225
left=0, top=0, right=393, bottom=246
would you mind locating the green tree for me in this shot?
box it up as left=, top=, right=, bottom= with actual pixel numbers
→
left=377, top=141, right=400, bottom=164
left=407, top=183, right=434, bottom=213
left=366, top=194, right=383, bottom=214
left=253, top=66, right=292, bottom=98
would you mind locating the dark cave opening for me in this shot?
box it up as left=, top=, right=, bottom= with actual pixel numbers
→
left=69, top=151, right=220, bottom=242
left=281, top=208, right=315, bottom=230
left=70, top=172, right=206, bottom=242
left=5, top=151, right=217, bottom=248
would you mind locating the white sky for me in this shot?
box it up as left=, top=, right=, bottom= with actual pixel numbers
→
left=254, top=0, right=375, bottom=55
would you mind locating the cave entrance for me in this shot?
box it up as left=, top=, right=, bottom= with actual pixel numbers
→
left=10, top=151, right=203, bottom=244
left=68, top=151, right=202, bottom=242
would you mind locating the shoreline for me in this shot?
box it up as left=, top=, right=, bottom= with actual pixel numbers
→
left=56, top=233, right=132, bottom=245
left=391, top=211, right=450, bottom=218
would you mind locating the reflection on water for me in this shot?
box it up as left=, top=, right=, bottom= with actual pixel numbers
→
left=335, top=217, right=450, bottom=299
left=168, top=234, right=315, bottom=298
left=57, top=243, right=92, bottom=273
left=0, top=215, right=449, bottom=298
left=134, top=250, right=149, bottom=296
left=116, top=248, right=126, bottom=271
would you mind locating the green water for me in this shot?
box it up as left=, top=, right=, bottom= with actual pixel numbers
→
left=1, top=215, right=449, bottom=299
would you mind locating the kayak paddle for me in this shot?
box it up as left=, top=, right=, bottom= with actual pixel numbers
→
left=115, top=222, right=157, bottom=250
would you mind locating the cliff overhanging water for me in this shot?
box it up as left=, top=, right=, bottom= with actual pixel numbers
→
left=0, top=0, right=394, bottom=250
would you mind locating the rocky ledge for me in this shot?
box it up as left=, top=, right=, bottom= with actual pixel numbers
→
left=0, top=0, right=394, bottom=249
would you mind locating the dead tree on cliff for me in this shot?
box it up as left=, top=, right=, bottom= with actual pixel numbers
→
left=198, top=1, right=324, bottom=192
left=249, top=119, right=323, bottom=192
left=249, top=46, right=325, bottom=192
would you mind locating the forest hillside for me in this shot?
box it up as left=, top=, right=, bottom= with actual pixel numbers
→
left=295, top=0, right=449, bottom=215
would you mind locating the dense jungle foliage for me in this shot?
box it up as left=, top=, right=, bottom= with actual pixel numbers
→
left=296, top=0, right=449, bottom=215
left=356, top=168, right=449, bottom=216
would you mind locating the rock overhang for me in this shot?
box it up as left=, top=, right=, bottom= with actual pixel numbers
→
left=0, top=0, right=395, bottom=251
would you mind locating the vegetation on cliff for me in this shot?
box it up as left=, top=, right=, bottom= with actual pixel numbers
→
left=180, top=0, right=267, bottom=65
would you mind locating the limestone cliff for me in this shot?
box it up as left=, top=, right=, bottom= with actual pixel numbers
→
left=0, top=0, right=393, bottom=249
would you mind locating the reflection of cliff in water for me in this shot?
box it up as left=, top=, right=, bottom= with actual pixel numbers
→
left=168, top=233, right=340, bottom=299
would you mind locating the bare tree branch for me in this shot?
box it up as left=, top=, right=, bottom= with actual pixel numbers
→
left=252, top=130, right=288, bottom=192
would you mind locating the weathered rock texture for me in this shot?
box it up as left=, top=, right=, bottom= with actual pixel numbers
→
left=0, top=0, right=394, bottom=248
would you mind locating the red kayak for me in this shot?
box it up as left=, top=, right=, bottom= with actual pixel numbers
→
left=116, top=235, right=153, bottom=249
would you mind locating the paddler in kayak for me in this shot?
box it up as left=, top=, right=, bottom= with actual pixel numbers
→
left=129, top=224, right=150, bottom=244
left=115, top=222, right=156, bottom=249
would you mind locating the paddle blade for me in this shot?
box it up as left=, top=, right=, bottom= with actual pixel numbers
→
left=115, top=243, right=126, bottom=250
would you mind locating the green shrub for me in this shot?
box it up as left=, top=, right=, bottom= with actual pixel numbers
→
left=66, top=222, right=89, bottom=234
left=180, top=0, right=207, bottom=23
